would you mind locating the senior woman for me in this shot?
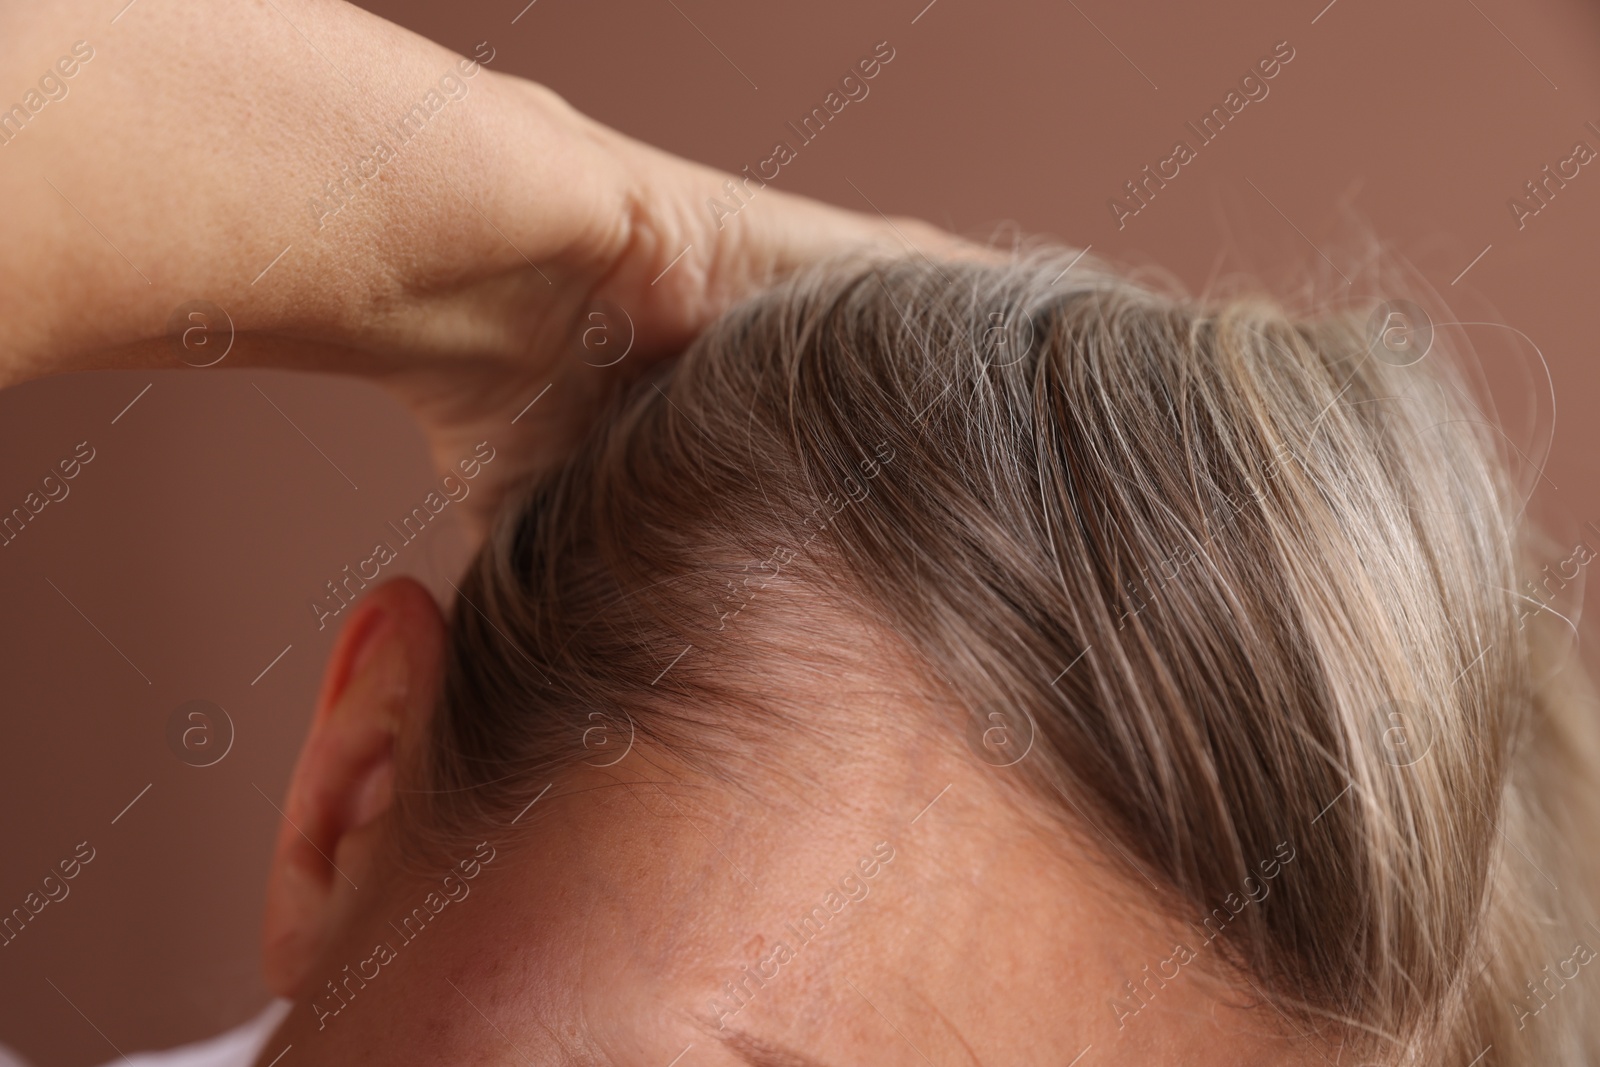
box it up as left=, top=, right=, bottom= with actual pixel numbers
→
left=5, top=3, right=1600, bottom=1066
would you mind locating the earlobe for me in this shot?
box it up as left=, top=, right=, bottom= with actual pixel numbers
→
left=261, top=577, right=446, bottom=997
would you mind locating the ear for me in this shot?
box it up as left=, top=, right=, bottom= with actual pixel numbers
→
left=261, top=577, right=447, bottom=997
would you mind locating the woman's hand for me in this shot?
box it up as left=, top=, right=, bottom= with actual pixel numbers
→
left=366, top=74, right=963, bottom=531
left=0, top=0, right=962, bottom=532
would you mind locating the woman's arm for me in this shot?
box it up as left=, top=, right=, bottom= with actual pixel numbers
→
left=2, top=0, right=559, bottom=376
left=0, top=0, right=962, bottom=528
left=0, top=0, right=946, bottom=389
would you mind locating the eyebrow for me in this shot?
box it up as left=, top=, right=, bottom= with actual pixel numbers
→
left=719, top=1028, right=841, bottom=1067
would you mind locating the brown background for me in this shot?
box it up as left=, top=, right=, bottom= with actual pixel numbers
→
left=3, top=0, right=1599, bottom=1062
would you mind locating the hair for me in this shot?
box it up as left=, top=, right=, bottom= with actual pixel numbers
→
left=401, top=247, right=1600, bottom=1065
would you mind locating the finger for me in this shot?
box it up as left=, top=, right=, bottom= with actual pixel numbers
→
left=580, top=117, right=995, bottom=357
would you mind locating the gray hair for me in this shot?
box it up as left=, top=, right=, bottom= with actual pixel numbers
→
left=409, top=248, right=1600, bottom=1064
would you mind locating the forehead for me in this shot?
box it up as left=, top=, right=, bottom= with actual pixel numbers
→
left=419, top=735, right=1306, bottom=1067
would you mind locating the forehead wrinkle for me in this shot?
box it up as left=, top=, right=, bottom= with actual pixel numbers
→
left=716, top=1026, right=843, bottom=1067
left=908, top=982, right=988, bottom=1066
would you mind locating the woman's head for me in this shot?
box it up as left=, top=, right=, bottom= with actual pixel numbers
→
left=258, top=249, right=1600, bottom=1066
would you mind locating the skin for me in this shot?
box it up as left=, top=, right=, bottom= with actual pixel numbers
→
left=0, top=0, right=964, bottom=527
left=5, top=3, right=1326, bottom=1062
left=258, top=579, right=1329, bottom=1066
